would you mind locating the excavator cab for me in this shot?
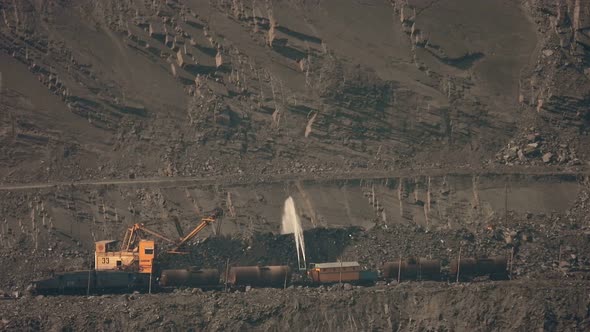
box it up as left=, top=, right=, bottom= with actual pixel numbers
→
left=138, top=240, right=156, bottom=274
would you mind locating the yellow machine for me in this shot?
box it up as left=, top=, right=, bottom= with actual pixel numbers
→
left=94, top=209, right=222, bottom=273
left=94, top=239, right=156, bottom=273
left=95, top=222, right=173, bottom=273
left=95, top=240, right=135, bottom=270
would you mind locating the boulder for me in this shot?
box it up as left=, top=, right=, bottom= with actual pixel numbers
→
left=149, top=23, right=165, bottom=41
left=542, top=152, right=553, bottom=163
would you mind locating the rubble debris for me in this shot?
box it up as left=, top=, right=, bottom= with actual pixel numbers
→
left=542, top=152, right=553, bottom=163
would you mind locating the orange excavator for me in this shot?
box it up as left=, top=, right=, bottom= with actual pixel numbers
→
left=94, top=223, right=172, bottom=274
left=94, top=208, right=222, bottom=274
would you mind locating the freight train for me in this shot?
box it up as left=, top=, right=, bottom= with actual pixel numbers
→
left=30, top=255, right=510, bottom=294
left=30, top=270, right=152, bottom=294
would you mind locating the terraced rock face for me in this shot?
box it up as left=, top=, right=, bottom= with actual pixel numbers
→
left=0, top=0, right=584, bottom=227
left=0, top=0, right=566, bottom=186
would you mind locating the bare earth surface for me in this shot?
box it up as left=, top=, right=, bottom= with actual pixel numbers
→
left=2, top=0, right=590, bottom=330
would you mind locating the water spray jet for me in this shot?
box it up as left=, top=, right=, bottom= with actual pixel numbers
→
left=281, top=196, right=306, bottom=271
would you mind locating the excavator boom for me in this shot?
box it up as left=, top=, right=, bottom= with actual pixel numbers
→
left=120, top=223, right=175, bottom=252
left=121, top=226, right=137, bottom=252
left=168, top=209, right=221, bottom=254
left=140, top=226, right=175, bottom=244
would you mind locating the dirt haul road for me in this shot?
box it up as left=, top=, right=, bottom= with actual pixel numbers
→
left=0, top=167, right=586, bottom=191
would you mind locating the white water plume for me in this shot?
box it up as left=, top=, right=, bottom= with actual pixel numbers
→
left=281, top=196, right=306, bottom=269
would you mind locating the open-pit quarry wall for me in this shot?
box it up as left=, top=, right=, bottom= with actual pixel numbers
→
left=0, top=171, right=583, bottom=250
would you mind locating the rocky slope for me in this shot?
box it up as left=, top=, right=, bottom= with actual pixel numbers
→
left=2, top=280, right=590, bottom=331
left=0, top=0, right=579, bottom=185
left=1, top=1, right=590, bottom=330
